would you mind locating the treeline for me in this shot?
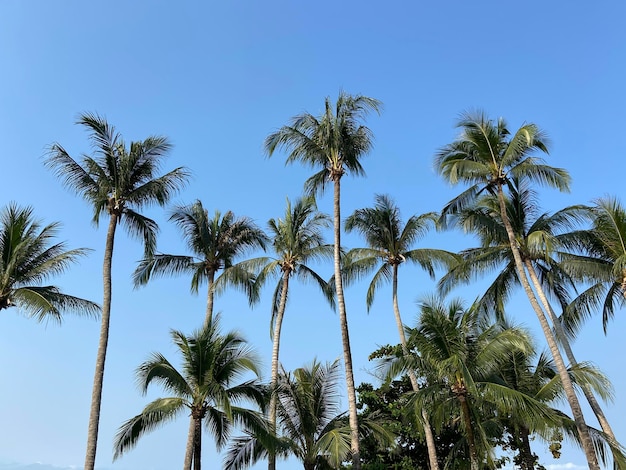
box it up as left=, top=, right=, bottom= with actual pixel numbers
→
left=1, top=93, right=624, bottom=469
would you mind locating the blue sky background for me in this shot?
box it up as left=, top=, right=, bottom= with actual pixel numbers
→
left=0, top=1, right=625, bottom=469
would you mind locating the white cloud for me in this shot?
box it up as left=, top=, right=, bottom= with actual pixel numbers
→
left=546, top=463, right=587, bottom=470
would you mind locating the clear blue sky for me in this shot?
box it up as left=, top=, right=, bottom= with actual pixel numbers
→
left=1, top=1, right=625, bottom=469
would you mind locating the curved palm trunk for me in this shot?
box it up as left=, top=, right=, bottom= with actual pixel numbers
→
left=204, top=270, right=216, bottom=327
left=457, top=392, right=479, bottom=470
left=332, top=178, right=361, bottom=470
left=496, top=189, right=599, bottom=469
left=391, top=266, right=439, bottom=470
left=524, top=261, right=620, bottom=457
left=84, top=213, right=118, bottom=470
left=268, top=272, right=290, bottom=470
left=183, top=414, right=195, bottom=470
left=525, top=262, right=616, bottom=434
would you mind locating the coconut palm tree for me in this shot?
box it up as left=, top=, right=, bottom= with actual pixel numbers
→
left=225, top=359, right=392, bottom=470
left=434, top=111, right=600, bottom=468
left=45, top=113, right=190, bottom=470
left=239, top=195, right=334, bottom=470
left=560, top=196, right=626, bottom=332
left=265, top=92, right=382, bottom=470
left=495, top=344, right=621, bottom=470
left=343, top=193, right=457, bottom=470
left=113, top=315, right=267, bottom=470
left=438, top=181, right=622, bottom=456
left=133, top=201, right=268, bottom=326
left=405, top=296, right=551, bottom=470
left=0, top=202, right=99, bottom=321
left=133, top=200, right=267, bottom=468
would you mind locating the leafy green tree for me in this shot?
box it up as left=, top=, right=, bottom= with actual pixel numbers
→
left=45, top=113, right=190, bottom=470
left=225, top=359, right=392, bottom=470
left=344, top=193, right=457, bottom=470
left=265, top=92, right=382, bottom=470
left=434, top=111, right=600, bottom=468
left=355, top=375, right=465, bottom=470
left=134, top=200, right=268, bottom=326
left=0, top=202, right=99, bottom=321
left=240, top=196, right=334, bottom=470
left=113, top=315, right=267, bottom=470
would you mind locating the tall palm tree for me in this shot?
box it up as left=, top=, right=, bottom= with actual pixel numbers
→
left=133, top=201, right=268, bottom=326
left=133, top=200, right=267, bottom=468
left=0, top=202, right=99, bottom=321
left=45, top=113, right=190, bottom=470
left=265, top=92, right=382, bottom=470
left=113, top=315, right=267, bottom=470
left=240, top=196, right=334, bottom=470
left=344, top=193, right=457, bottom=470
left=225, top=359, right=392, bottom=470
left=438, top=181, right=621, bottom=454
left=434, top=111, right=600, bottom=468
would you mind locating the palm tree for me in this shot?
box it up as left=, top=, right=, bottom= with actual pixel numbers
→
left=240, top=195, right=334, bottom=470
left=45, top=113, right=190, bottom=470
left=113, top=315, right=267, bottom=470
left=265, top=92, right=382, bottom=470
left=344, top=193, right=457, bottom=470
left=438, top=181, right=621, bottom=455
left=133, top=202, right=267, bottom=469
left=133, top=201, right=268, bottom=326
left=225, top=359, right=392, bottom=470
left=434, top=111, right=600, bottom=468
left=405, top=296, right=550, bottom=470
left=0, top=202, right=99, bottom=321
left=495, top=344, right=621, bottom=470
left=560, top=196, right=626, bottom=332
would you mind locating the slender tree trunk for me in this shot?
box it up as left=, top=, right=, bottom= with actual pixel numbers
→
left=84, top=214, right=118, bottom=470
left=185, top=271, right=217, bottom=469
left=183, top=414, right=195, bottom=470
left=391, top=266, right=439, bottom=470
left=204, top=270, right=216, bottom=327
left=193, top=415, right=202, bottom=470
left=332, top=178, right=361, bottom=470
left=268, top=272, right=290, bottom=470
left=524, top=261, right=621, bottom=462
left=525, top=261, right=617, bottom=435
left=457, top=393, right=479, bottom=470
left=496, top=188, right=599, bottom=469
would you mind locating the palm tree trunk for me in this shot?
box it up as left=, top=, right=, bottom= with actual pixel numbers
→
left=496, top=189, right=599, bottom=469
left=332, top=178, right=361, bottom=470
left=457, top=393, right=479, bottom=470
left=184, top=270, right=217, bottom=467
left=84, top=214, right=118, bottom=470
left=516, top=426, right=536, bottom=470
left=193, top=415, right=202, bottom=470
left=524, top=261, right=620, bottom=456
left=268, top=272, right=290, bottom=470
left=204, top=270, right=216, bottom=326
left=391, top=266, right=439, bottom=470
left=183, top=414, right=195, bottom=470
left=525, top=261, right=616, bottom=432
